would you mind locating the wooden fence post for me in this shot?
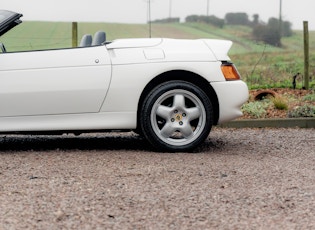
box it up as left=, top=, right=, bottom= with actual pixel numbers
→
left=303, top=21, right=309, bottom=90
left=72, top=22, right=78, bottom=48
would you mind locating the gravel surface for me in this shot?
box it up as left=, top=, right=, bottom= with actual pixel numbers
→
left=0, top=128, right=314, bottom=229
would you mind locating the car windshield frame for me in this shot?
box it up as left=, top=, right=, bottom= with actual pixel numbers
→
left=0, top=10, right=23, bottom=37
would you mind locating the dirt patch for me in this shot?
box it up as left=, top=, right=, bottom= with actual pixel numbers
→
left=241, top=88, right=315, bottom=119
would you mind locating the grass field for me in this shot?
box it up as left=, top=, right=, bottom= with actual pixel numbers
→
left=1, top=21, right=315, bottom=89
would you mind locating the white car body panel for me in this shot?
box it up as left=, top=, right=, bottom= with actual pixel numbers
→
left=107, top=38, right=221, bottom=65
left=211, top=81, right=249, bottom=124
left=0, top=37, right=248, bottom=133
left=100, top=62, right=224, bottom=112
left=0, top=112, right=136, bottom=132
left=106, top=38, right=163, bottom=49
left=202, top=39, right=233, bottom=60
left=0, top=46, right=111, bottom=116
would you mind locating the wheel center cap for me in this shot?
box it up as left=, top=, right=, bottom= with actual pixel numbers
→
left=175, top=114, right=182, bottom=121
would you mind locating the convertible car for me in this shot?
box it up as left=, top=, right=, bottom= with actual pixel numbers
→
left=0, top=10, right=248, bottom=152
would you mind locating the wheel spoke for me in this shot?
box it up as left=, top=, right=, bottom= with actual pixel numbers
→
left=186, top=107, right=201, bottom=121
left=173, top=94, right=186, bottom=109
left=160, top=123, right=175, bottom=138
left=156, top=105, right=173, bottom=120
left=180, top=123, right=194, bottom=138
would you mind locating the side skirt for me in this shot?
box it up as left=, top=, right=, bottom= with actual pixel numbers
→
left=0, top=112, right=137, bottom=134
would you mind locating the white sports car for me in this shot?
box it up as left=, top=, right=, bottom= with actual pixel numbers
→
left=0, top=10, right=248, bottom=152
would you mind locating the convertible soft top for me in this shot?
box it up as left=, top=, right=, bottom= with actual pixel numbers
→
left=0, top=10, right=23, bottom=37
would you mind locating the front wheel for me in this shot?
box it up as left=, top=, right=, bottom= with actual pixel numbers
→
left=140, top=81, right=213, bottom=152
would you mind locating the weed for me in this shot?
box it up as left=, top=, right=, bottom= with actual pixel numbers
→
left=271, top=96, right=288, bottom=110
left=303, top=94, right=315, bottom=102
left=241, top=100, right=271, bottom=118
left=287, top=105, right=315, bottom=118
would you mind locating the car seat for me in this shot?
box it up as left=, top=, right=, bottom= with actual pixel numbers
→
left=92, top=31, right=106, bottom=46
left=79, top=34, right=92, bottom=47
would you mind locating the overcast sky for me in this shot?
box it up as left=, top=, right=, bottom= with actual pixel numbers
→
left=2, top=0, right=315, bottom=30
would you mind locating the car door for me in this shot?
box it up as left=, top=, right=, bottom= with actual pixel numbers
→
left=0, top=46, right=111, bottom=117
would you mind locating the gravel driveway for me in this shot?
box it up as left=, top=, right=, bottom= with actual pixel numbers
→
left=0, top=128, right=314, bottom=229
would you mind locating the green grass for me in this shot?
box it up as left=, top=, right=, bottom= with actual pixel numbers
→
left=2, top=21, right=72, bottom=50
left=1, top=21, right=315, bottom=89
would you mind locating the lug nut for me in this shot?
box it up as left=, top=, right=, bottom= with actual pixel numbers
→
left=182, top=113, right=186, bottom=117
left=174, top=110, right=178, bottom=113
left=171, top=118, right=175, bottom=122
left=179, top=121, right=183, bottom=125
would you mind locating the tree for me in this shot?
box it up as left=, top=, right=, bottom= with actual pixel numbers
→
left=225, top=13, right=250, bottom=26
left=268, top=17, right=293, bottom=37
left=253, top=24, right=281, bottom=46
left=282, top=21, right=293, bottom=37
left=252, top=14, right=259, bottom=26
left=185, top=15, right=225, bottom=28
left=252, top=17, right=293, bottom=46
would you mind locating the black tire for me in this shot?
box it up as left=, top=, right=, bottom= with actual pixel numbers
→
left=140, top=80, right=213, bottom=152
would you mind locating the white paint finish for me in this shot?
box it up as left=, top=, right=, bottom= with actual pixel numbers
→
left=0, top=112, right=137, bottom=132
left=211, top=81, right=249, bottom=124
left=160, top=39, right=218, bottom=61
left=143, top=48, right=165, bottom=60
left=108, top=48, right=147, bottom=65
left=107, top=38, right=221, bottom=65
left=107, top=38, right=162, bottom=49
left=0, top=46, right=112, bottom=116
left=0, top=46, right=110, bottom=70
left=202, top=39, right=232, bottom=61
left=100, top=62, right=225, bottom=112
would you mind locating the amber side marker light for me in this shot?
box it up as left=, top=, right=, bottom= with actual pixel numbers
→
left=221, top=63, right=241, bottom=81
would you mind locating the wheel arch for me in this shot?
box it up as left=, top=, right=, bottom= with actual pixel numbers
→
left=137, top=70, right=220, bottom=129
